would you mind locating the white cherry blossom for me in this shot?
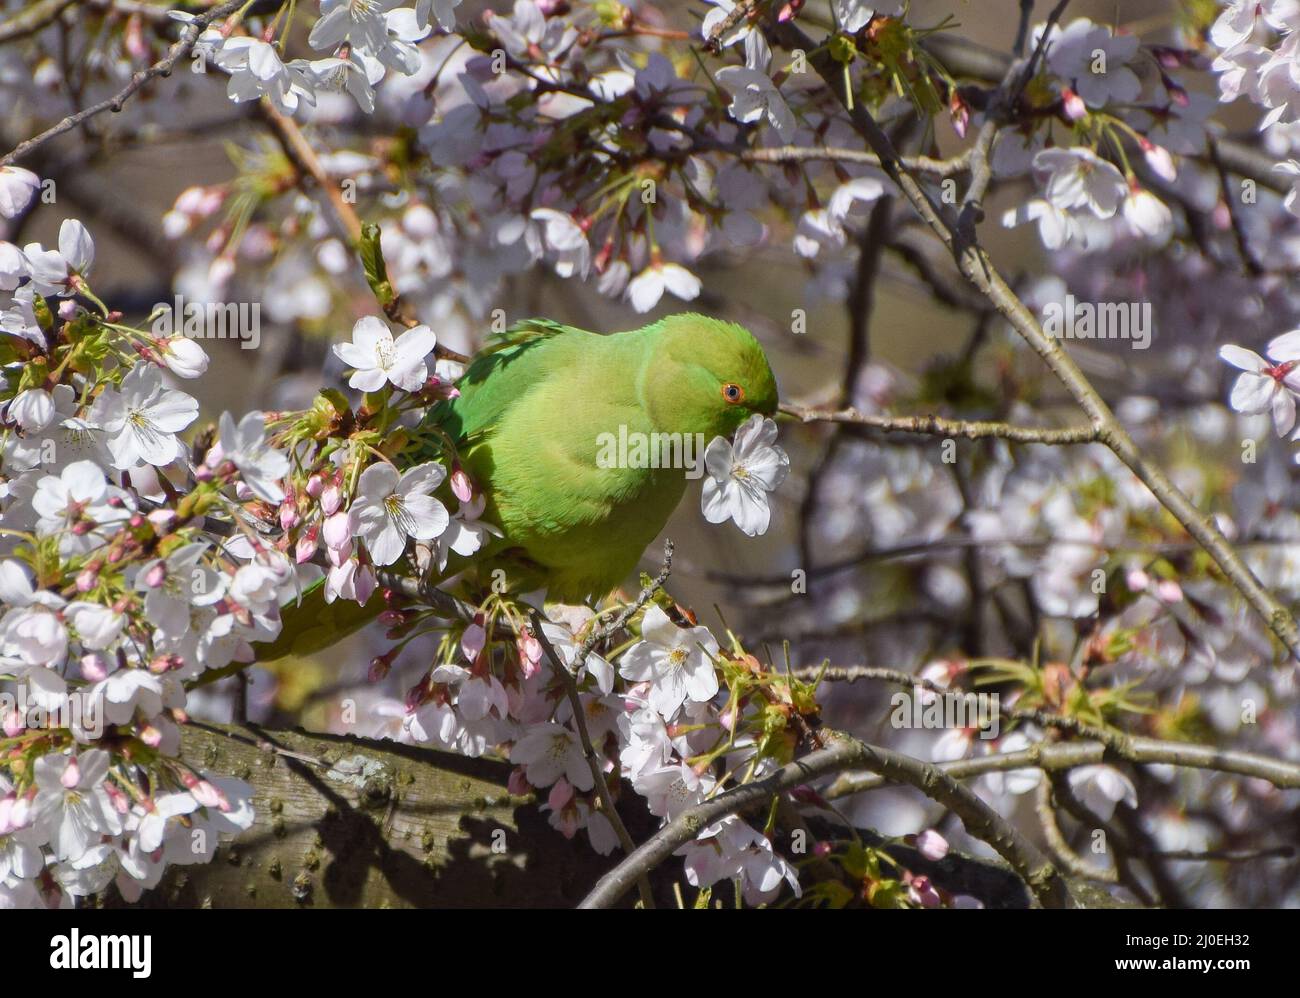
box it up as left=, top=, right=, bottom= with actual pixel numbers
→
left=701, top=415, right=789, bottom=537
left=333, top=316, right=437, bottom=392
left=352, top=461, right=450, bottom=566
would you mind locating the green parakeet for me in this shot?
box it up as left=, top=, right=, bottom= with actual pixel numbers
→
left=259, top=312, right=778, bottom=660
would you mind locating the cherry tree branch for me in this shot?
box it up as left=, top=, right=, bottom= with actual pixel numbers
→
left=256, top=101, right=364, bottom=246
left=579, top=732, right=1074, bottom=909
left=0, top=0, right=78, bottom=44
left=255, top=100, right=471, bottom=363
left=802, top=663, right=1300, bottom=789
left=571, top=540, right=674, bottom=676
left=143, top=721, right=1050, bottom=908
left=0, top=0, right=245, bottom=166
left=738, top=145, right=970, bottom=176
left=824, top=736, right=1300, bottom=798
left=1035, top=779, right=1119, bottom=883
left=921, top=32, right=1292, bottom=195
left=780, top=402, right=1100, bottom=444
left=770, top=20, right=1300, bottom=661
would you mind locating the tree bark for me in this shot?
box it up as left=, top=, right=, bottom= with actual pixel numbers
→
left=120, top=722, right=1127, bottom=908
left=130, top=722, right=618, bottom=908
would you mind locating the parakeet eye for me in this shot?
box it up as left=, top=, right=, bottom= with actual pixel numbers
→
left=721, top=382, right=745, bottom=404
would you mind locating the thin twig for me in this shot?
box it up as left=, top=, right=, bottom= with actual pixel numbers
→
left=0, top=0, right=77, bottom=44
left=738, top=145, right=971, bottom=177
left=781, top=402, right=1100, bottom=443
left=579, top=731, right=1073, bottom=909
left=824, top=736, right=1300, bottom=798
left=1, top=0, right=245, bottom=166
left=799, top=663, right=1300, bottom=786
left=922, top=31, right=1293, bottom=195
left=571, top=540, right=674, bottom=677
left=376, top=568, right=481, bottom=625
left=1208, top=136, right=1264, bottom=277
left=187, top=720, right=331, bottom=770
left=1012, top=0, right=1035, bottom=57
left=707, top=530, right=1283, bottom=588
left=1036, top=779, right=1119, bottom=883
left=530, top=609, right=655, bottom=909
left=1008, top=0, right=1070, bottom=109
left=255, top=101, right=471, bottom=364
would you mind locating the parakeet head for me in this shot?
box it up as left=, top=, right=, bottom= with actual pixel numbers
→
left=641, top=313, right=779, bottom=440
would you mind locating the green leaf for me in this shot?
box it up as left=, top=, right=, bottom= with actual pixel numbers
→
left=358, top=223, right=396, bottom=308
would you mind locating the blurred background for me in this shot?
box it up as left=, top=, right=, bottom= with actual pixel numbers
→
left=5, top=0, right=1299, bottom=904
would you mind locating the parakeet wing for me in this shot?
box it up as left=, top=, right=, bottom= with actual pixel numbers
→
left=426, top=318, right=586, bottom=443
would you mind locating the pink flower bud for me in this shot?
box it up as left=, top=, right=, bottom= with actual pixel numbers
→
left=175, top=186, right=208, bottom=215
left=61, top=758, right=80, bottom=789
left=508, top=767, right=530, bottom=796
left=451, top=467, right=473, bottom=503
left=305, top=473, right=324, bottom=498
left=423, top=376, right=460, bottom=401
left=142, top=561, right=167, bottom=588
left=404, top=676, right=430, bottom=713
left=547, top=778, right=574, bottom=811
left=159, top=335, right=209, bottom=378
left=2, top=710, right=23, bottom=738
left=104, top=781, right=131, bottom=815
left=320, top=482, right=342, bottom=516
left=354, top=565, right=377, bottom=605
left=949, top=91, right=969, bottom=139
left=279, top=499, right=299, bottom=531
left=1154, top=579, right=1183, bottom=604
left=192, top=779, right=226, bottom=809
left=776, top=0, right=803, bottom=22
left=368, top=652, right=393, bottom=683
left=461, top=622, right=487, bottom=663
left=322, top=511, right=352, bottom=551
left=208, top=255, right=235, bottom=293
left=1061, top=87, right=1087, bottom=121
left=518, top=631, right=542, bottom=667
left=909, top=874, right=942, bottom=908
left=916, top=829, right=950, bottom=861
left=80, top=653, right=110, bottom=682
left=198, top=188, right=226, bottom=217
left=295, top=525, right=320, bottom=564
left=1140, top=138, right=1176, bottom=183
